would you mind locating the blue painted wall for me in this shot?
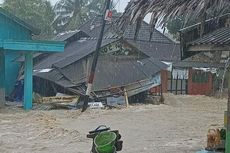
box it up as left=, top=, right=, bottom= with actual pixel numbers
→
left=0, top=13, right=32, bottom=96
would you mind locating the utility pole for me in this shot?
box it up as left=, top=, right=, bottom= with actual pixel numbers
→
left=82, top=0, right=112, bottom=112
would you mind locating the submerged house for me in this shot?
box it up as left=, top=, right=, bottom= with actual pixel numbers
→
left=16, top=15, right=180, bottom=103
left=14, top=14, right=227, bottom=104
left=31, top=36, right=168, bottom=102
left=151, top=14, right=230, bottom=96
left=162, top=61, right=224, bottom=95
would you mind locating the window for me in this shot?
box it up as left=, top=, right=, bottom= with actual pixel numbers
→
left=192, top=71, right=208, bottom=83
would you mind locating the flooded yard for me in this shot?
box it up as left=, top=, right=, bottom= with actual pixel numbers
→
left=0, top=94, right=227, bottom=153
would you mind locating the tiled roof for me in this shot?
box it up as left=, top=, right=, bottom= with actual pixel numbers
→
left=79, top=15, right=174, bottom=43
left=189, top=27, right=230, bottom=46
left=34, top=38, right=119, bottom=70
left=124, top=22, right=173, bottom=43
left=127, top=40, right=181, bottom=61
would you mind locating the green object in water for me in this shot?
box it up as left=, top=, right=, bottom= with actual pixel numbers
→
left=94, top=131, right=117, bottom=153
left=220, top=128, right=226, bottom=140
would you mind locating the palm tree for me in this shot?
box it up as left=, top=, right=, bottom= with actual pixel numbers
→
left=119, top=0, right=230, bottom=38
left=53, top=0, right=86, bottom=33
left=53, top=0, right=105, bottom=33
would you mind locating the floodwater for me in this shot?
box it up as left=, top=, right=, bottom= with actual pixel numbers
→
left=0, top=94, right=227, bottom=153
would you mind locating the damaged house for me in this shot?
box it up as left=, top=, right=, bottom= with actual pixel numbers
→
left=16, top=15, right=181, bottom=104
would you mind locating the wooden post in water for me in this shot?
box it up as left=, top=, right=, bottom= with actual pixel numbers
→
left=170, top=67, right=173, bottom=93
left=175, top=75, right=178, bottom=95
left=124, top=88, right=129, bottom=107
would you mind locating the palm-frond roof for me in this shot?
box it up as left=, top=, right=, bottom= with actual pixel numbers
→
left=120, top=0, right=230, bottom=24
left=118, top=0, right=230, bottom=38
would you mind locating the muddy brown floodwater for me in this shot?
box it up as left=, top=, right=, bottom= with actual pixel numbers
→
left=0, top=94, right=227, bottom=153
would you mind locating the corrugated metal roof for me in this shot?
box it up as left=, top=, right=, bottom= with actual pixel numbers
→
left=127, top=40, right=181, bottom=61
left=53, top=38, right=118, bottom=68
left=17, top=31, right=89, bottom=63
left=34, top=38, right=119, bottom=70
left=124, top=23, right=173, bottom=43
left=35, top=56, right=167, bottom=91
left=92, top=57, right=166, bottom=91
left=34, top=69, right=75, bottom=88
left=79, top=15, right=174, bottom=43
left=189, top=27, right=230, bottom=46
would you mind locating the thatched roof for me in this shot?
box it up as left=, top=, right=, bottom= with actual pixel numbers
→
left=118, top=0, right=230, bottom=39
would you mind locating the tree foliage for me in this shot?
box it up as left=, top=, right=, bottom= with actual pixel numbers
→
left=53, top=0, right=106, bottom=33
left=2, top=0, right=111, bottom=38
left=166, top=17, right=184, bottom=40
left=166, top=16, right=198, bottom=40
left=3, top=0, right=55, bottom=39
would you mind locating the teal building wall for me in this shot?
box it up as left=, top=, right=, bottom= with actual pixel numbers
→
left=0, top=13, right=31, bottom=95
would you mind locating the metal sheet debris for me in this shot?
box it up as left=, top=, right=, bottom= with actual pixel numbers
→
left=107, top=96, right=126, bottom=106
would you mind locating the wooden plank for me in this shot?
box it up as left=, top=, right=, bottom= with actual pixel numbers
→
left=37, top=96, right=79, bottom=104
left=170, top=67, right=173, bottom=93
